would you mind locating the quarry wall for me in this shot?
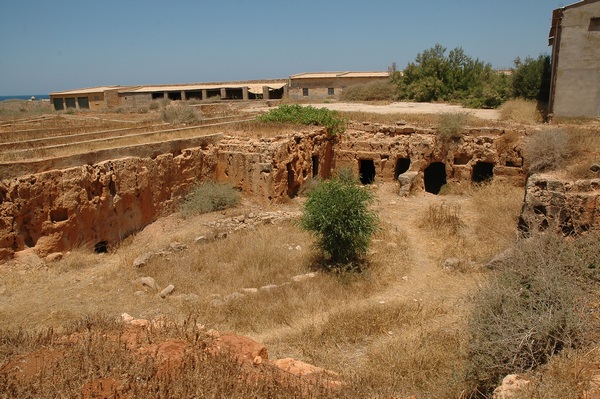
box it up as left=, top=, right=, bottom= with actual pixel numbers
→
left=0, top=124, right=539, bottom=261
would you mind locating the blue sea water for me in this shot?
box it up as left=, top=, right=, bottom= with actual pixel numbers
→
left=0, top=95, right=48, bottom=101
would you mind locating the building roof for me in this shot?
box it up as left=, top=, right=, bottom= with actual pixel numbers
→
left=49, top=86, right=122, bottom=96
left=558, top=0, right=600, bottom=11
left=290, top=71, right=389, bottom=79
left=548, top=0, right=600, bottom=45
left=122, top=82, right=286, bottom=94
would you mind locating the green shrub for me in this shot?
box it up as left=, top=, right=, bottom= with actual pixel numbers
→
left=512, top=55, right=551, bottom=102
left=299, top=176, right=379, bottom=267
left=466, top=232, right=593, bottom=395
left=179, top=181, right=240, bottom=217
left=340, top=80, right=398, bottom=102
left=396, top=44, right=509, bottom=108
left=257, top=104, right=345, bottom=135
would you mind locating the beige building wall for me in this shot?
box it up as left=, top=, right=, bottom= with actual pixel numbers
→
left=289, top=75, right=389, bottom=100
left=552, top=1, right=600, bottom=117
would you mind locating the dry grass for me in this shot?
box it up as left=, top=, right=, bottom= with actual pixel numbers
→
left=420, top=201, right=464, bottom=235
left=424, top=180, right=524, bottom=265
left=2, top=184, right=593, bottom=398
left=139, top=222, right=409, bottom=335
left=499, top=98, right=543, bottom=124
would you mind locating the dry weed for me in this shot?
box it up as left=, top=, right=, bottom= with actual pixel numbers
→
left=470, top=181, right=524, bottom=260
left=420, top=202, right=464, bottom=235
left=499, top=98, right=543, bottom=124
left=525, top=127, right=573, bottom=173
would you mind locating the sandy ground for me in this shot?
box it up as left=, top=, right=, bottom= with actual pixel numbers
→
left=306, top=101, right=501, bottom=120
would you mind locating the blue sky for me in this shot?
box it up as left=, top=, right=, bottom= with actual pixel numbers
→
left=0, top=1, right=567, bottom=95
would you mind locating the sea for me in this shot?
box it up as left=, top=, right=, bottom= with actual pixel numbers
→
left=0, top=95, right=49, bottom=101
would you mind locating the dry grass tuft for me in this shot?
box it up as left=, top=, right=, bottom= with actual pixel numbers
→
left=499, top=98, right=543, bottom=124
left=420, top=202, right=464, bottom=235
left=470, top=181, right=524, bottom=260
left=525, top=127, right=574, bottom=173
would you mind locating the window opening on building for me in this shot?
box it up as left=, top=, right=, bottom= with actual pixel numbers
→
left=53, top=98, right=64, bottom=111
left=302, top=88, right=309, bottom=96
left=589, top=17, right=600, bottom=31
left=328, top=88, right=335, bottom=96
left=77, top=97, right=90, bottom=109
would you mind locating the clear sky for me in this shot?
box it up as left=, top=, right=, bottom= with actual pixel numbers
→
left=0, top=0, right=569, bottom=95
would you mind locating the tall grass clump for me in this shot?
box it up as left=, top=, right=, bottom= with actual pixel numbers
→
left=465, top=231, right=599, bottom=395
left=299, top=175, right=379, bottom=268
left=257, top=104, right=345, bottom=135
left=421, top=202, right=464, bottom=235
left=525, top=127, right=573, bottom=173
left=499, top=98, right=542, bottom=124
left=340, top=80, right=398, bottom=102
left=179, top=181, right=240, bottom=217
left=161, top=104, right=202, bottom=124
left=436, top=112, right=468, bottom=139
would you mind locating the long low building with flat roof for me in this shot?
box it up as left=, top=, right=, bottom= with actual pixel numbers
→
left=49, top=80, right=288, bottom=111
left=49, top=71, right=392, bottom=110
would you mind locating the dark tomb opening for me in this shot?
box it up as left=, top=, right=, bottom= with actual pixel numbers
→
left=287, top=163, right=299, bottom=198
left=94, top=241, right=109, bottom=253
left=472, top=162, right=494, bottom=183
left=424, top=162, right=447, bottom=194
left=312, top=155, right=319, bottom=178
left=359, top=159, right=376, bottom=184
left=394, top=158, right=411, bottom=179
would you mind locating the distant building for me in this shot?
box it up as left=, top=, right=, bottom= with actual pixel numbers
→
left=548, top=0, right=600, bottom=118
left=49, top=86, right=121, bottom=111
left=288, top=72, right=390, bottom=101
left=48, top=72, right=392, bottom=111
left=49, top=80, right=287, bottom=111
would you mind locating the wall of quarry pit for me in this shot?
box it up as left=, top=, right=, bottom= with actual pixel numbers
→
left=0, top=130, right=334, bottom=261
left=0, top=122, right=555, bottom=262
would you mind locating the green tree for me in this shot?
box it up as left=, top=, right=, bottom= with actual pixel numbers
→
left=299, top=176, right=380, bottom=267
left=511, top=54, right=551, bottom=102
left=396, top=44, right=508, bottom=108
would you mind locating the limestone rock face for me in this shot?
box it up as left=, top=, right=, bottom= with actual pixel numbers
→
left=0, top=147, right=216, bottom=259
left=0, top=125, right=526, bottom=261
left=519, top=174, right=600, bottom=234
left=337, top=124, right=525, bottom=189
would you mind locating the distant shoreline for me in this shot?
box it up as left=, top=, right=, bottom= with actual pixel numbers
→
left=0, top=95, right=49, bottom=101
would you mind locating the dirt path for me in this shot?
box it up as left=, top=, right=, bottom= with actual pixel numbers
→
left=308, top=102, right=501, bottom=120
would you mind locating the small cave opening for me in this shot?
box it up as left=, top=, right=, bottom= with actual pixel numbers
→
left=454, top=154, right=471, bottom=165
left=472, top=162, right=494, bottom=183
left=287, top=163, right=299, bottom=198
left=394, top=158, right=411, bottom=179
left=50, top=208, right=69, bottom=223
left=359, top=159, right=376, bottom=184
left=424, top=162, right=447, bottom=194
left=94, top=241, right=109, bottom=254
left=312, top=155, right=319, bottom=178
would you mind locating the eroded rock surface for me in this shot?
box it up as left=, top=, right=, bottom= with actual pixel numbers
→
left=519, top=174, right=600, bottom=234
